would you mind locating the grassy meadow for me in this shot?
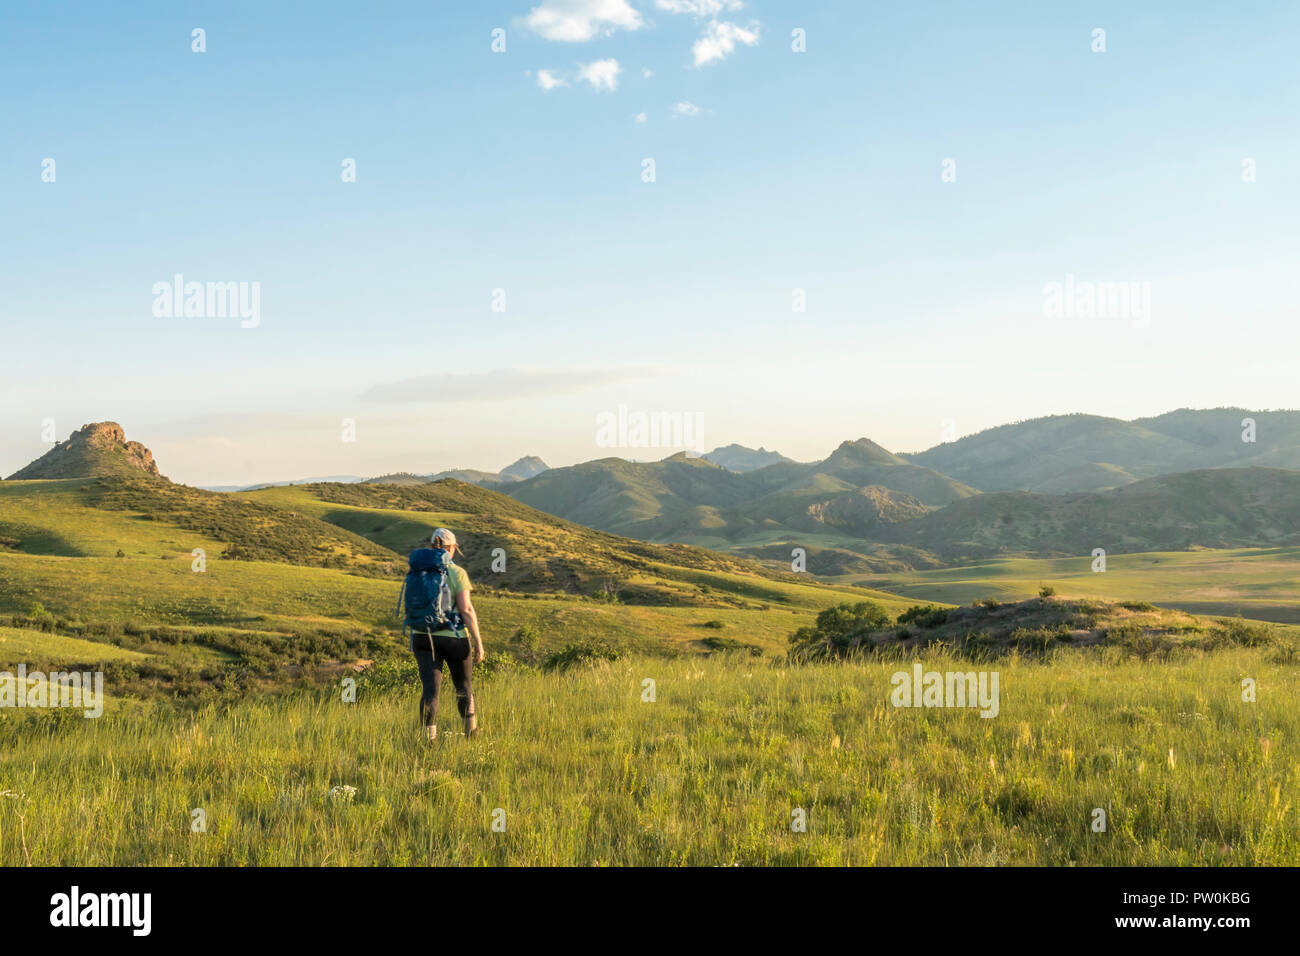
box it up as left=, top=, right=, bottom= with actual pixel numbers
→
left=852, top=547, right=1300, bottom=625
left=1, top=647, right=1295, bottom=866
left=2, top=475, right=1299, bottom=865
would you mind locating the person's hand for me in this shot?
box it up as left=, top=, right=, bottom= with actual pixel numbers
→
left=475, top=642, right=486, bottom=664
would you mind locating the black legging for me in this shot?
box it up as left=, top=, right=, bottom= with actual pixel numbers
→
left=412, top=630, right=474, bottom=728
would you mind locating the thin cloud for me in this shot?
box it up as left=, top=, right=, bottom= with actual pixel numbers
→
left=359, top=367, right=658, bottom=403
left=656, top=0, right=743, bottom=14
left=523, top=0, right=644, bottom=42
left=674, top=101, right=701, bottom=116
left=536, top=69, right=569, bottom=91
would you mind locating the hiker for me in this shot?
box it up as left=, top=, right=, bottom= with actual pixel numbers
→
left=399, top=528, right=485, bottom=741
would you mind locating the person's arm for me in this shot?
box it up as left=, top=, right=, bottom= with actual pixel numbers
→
left=456, top=588, right=484, bottom=663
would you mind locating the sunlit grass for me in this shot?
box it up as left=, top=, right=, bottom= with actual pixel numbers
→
left=2, top=648, right=1295, bottom=866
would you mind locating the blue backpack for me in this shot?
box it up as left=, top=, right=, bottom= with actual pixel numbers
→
left=397, top=548, right=464, bottom=638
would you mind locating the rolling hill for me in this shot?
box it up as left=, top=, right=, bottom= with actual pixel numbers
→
left=0, top=424, right=915, bottom=702
left=879, top=467, right=1300, bottom=563
left=908, top=407, right=1300, bottom=493
left=701, top=444, right=793, bottom=472
left=504, top=438, right=977, bottom=549
left=366, top=456, right=551, bottom=489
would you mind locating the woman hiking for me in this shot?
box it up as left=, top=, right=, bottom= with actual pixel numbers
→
left=402, top=528, right=485, bottom=742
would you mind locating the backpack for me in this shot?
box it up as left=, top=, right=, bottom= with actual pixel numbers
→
left=397, top=547, right=464, bottom=639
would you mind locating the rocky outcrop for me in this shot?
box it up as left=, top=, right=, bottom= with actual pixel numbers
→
left=6, top=421, right=163, bottom=480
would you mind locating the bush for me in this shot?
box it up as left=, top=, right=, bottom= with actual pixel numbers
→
left=700, top=635, right=762, bottom=656
left=1116, top=600, right=1155, bottom=612
left=1010, top=624, right=1067, bottom=652
left=1207, top=618, right=1274, bottom=648
left=543, top=638, right=623, bottom=672
left=897, top=605, right=949, bottom=628
left=513, top=624, right=541, bottom=665
left=356, top=657, right=419, bottom=694
left=1038, top=585, right=1057, bottom=598
left=787, top=601, right=892, bottom=661
left=25, top=602, right=56, bottom=632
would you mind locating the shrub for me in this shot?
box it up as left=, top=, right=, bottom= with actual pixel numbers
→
left=513, top=624, right=541, bottom=665
left=25, top=602, right=56, bottom=632
left=1117, top=600, right=1155, bottom=612
left=1207, top=618, right=1274, bottom=648
left=700, top=635, right=762, bottom=656
left=1038, top=585, right=1056, bottom=598
left=1010, top=624, right=1067, bottom=652
left=897, top=605, right=949, bottom=628
left=787, top=601, right=892, bottom=661
left=543, top=638, right=623, bottom=672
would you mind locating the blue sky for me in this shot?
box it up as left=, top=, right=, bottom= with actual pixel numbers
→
left=2, top=1, right=1298, bottom=485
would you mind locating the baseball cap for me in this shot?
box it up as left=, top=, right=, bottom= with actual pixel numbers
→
left=431, top=528, right=457, bottom=548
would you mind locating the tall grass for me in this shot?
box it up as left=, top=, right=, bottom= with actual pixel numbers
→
left=1, top=648, right=1295, bottom=866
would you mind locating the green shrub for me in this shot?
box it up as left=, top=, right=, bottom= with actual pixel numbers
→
left=897, top=605, right=949, bottom=628
left=1010, top=624, right=1067, bottom=652
left=1038, top=585, right=1057, bottom=598
left=543, top=638, right=623, bottom=672
left=787, top=601, right=892, bottom=662
left=1207, top=618, right=1274, bottom=648
left=513, top=624, right=541, bottom=665
left=1117, top=600, right=1155, bottom=612
left=24, top=602, right=56, bottom=632
left=700, top=635, right=762, bottom=656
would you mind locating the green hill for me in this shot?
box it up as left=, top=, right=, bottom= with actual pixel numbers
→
left=908, top=407, right=1300, bottom=493
left=366, top=455, right=551, bottom=489
left=702, top=443, right=793, bottom=472
left=504, top=439, right=976, bottom=552
left=882, top=467, right=1300, bottom=563
left=0, top=463, right=911, bottom=702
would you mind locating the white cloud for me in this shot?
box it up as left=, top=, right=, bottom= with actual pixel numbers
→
left=524, top=0, right=643, bottom=42
left=656, top=0, right=743, bottom=14
left=577, top=58, right=621, bottom=91
left=642, top=67, right=654, bottom=78
left=536, top=69, right=568, bottom=91
left=692, top=19, right=760, bottom=66
left=673, top=101, right=700, bottom=116
left=634, top=112, right=648, bottom=123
